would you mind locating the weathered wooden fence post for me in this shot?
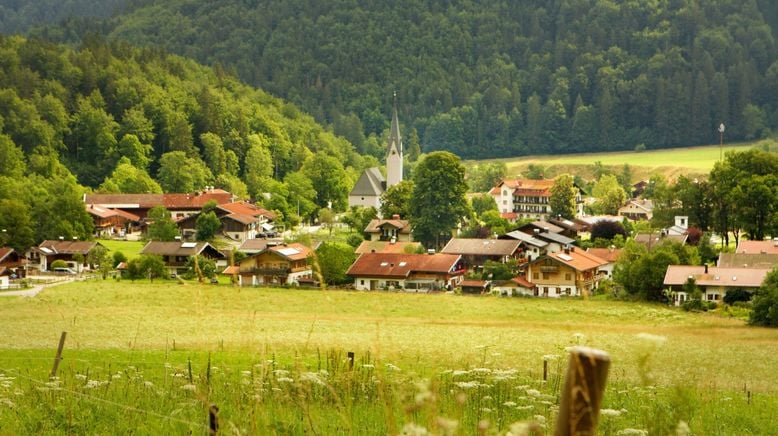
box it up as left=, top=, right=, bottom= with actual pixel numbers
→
left=209, top=404, right=219, bottom=434
left=543, top=359, right=548, bottom=382
left=347, top=351, right=354, bottom=370
left=554, top=346, right=610, bottom=436
left=50, top=331, right=67, bottom=378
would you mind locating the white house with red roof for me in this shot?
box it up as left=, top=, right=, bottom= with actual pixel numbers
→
left=489, top=178, right=583, bottom=220
left=663, top=265, right=770, bottom=306
left=525, top=247, right=607, bottom=297
left=230, top=242, right=313, bottom=286
left=346, top=252, right=465, bottom=292
left=364, top=216, right=413, bottom=242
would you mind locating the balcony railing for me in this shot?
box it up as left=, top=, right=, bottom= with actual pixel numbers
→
left=247, top=267, right=291, bottom=275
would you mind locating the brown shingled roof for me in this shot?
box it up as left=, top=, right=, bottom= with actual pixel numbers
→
left=664, top=265, right=769, bottom=288
left=531, top=248, right=607, bottom=272
left=586, top=247, right=623, bottom=263
left=354, top=241, right=422, bottom=254
left=140, top=241, right=223, bottom=258
left=441, top=238, right=521, bottom=256
left=38, top=240, right=103, bottom=254
left=347, top=253, right=462, bottom=278
left=736, top=240, right=778, bottom=254
left=364, top=219, right=412, bottom=234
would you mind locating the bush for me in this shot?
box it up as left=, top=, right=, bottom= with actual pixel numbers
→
left=723, top=289, right=752, bottom=305
left=346, top=234, right=364, bottom=248
left=50, top=259, right=68, bottom=269
left=750, top=267, right=778, bottom=327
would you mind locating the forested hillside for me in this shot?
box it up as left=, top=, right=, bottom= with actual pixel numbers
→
left=0, top=35, right=371, bottom=249
left=31, top=0, right=778, bottom=159
left=0, top=0, right=125, bottom=34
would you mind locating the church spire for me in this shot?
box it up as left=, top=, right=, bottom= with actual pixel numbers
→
left=386, top=91, right=404, bottom=188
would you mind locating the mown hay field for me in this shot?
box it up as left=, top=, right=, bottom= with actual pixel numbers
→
left=1, top=281, right=776, bottom=434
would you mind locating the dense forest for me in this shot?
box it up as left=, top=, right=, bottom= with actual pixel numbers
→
left=0, top=35, right=375, bottom=250
left=20, top=0, right=778, bottom=159
left=0, top=0, right=125, bottom=34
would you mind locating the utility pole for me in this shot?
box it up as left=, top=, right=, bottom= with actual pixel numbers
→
left=718, top=122, right=725, bottom=162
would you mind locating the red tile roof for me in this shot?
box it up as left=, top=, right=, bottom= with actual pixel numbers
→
left=532, top=249, right=607, bottom=272
left=38, top=240, right=102, bottom=254
left=441, top=238, right=521, bottom=256
left=347, top=253, right=462, bottom=278
left=85, top=193, right=163, bottom=207
left=85, top=204, right=141, bottom=221
left=217, top=202, right=276, bottom=220
left=163, top=190, right=233, bottom=209
left=664, top=265, right=769, bottom=288
left=586, top=248, right=623, bottom=263
left=354, top=241, right=422, bottom=254
left=0, top=247, right=14, bottom=262
left=267, top=243, right=312, bottom=261
left=511, top=275, right=535, bottom=288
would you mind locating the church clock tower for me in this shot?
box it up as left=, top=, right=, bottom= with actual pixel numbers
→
left=385, top=93, right=403, bottom=188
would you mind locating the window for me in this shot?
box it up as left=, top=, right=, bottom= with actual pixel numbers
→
left=565, top=288, right=571, bottom=295
left=360, top=280, right=365, bottom=285
left=533, top=272, right=539, bottom=280
left=543, top=273, right=549, bottom=280
left=565, top=273, right=572, bottom=281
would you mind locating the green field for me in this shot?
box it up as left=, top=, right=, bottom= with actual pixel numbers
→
left=470, top=142, right=763, bottom=181
left=95, top=239, right=146, bottom=260
left=0, top=281, right=776, bottom=434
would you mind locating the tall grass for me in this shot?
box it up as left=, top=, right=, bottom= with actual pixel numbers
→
left=0, top=282, right=776, bottom=433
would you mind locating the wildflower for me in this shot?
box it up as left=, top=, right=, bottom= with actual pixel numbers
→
left=241, top=371, right=252, bottom=376
left=635, top=333, right=667, bottom=346
left=85, top=380, right=104, bottom=389
left=675, top=421, right=690, bottom=436
left=507, top=422, right=531, bottom=436
left=471, top=368, right=491, bottom=375
left=516, top=405, right=533, bottom=410
left=276, top=377, right=294, bottom=383
left=181, top=384, right=197, bottom=392
left=482, top=395, right=492, bottom=401
left=75, top=374, right=87, bottom=380
left=533, top=415, right=546, bottom=424
left=617, top=429, right=648, bottom=435
left=0, top=398, right=14, bottom=408
left=503, top=401, right=517, bottom=407
left=273, top=369, right=290, bottom=377
left=526, top=389, right=541, bottom=397
left=542, top=354, right=560, bottom=361
left=414, top=380, right=432, bottom=405
left=452, top=370, right=469, bottom=377
left=300, top=372, right=325, bottom=387
left=400, top=422, right=429, bottom=436
left=455, top=381, right=479, bottom=389
left=481, top=407, right=492, bottom=413
left=601, top=408, right=622, bottom=417
left=112, top=374, right=121, bottom=379
left=143, top=381, right=154, bottom=388
left=385, top=363, right=401, bottom=372
left=435, top=417, right=458, bottom=436
left=362, top=364, right=375, bottom=369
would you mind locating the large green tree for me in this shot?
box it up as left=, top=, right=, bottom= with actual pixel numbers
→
left=549, top=174, right=577, bottom=219
left=380, top=180, right=414, bottom=219
left=410, top=152, right=469, bottom=248
left=146, top=206, right=178, bottom=241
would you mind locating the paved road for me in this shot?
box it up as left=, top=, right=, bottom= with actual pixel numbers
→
left=0, top=277, right=75, bottom=298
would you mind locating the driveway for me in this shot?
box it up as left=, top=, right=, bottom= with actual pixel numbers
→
left=0, top=276, right=76, bottom=298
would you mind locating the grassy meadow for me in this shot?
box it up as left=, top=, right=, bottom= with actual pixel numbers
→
left=1, top=280, right=777, bottom=434
left=470, top=142, right=762, bottom=181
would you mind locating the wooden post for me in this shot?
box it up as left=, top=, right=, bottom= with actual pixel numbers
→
left=347, top=351, right=354, bottom=370
left=50, top=331, right=67, bottom=378
left=543, top=359, right=548, bottom=382
left=554, top=347, right=610, bottom=436
left=208, top=404, right=219, bottom=434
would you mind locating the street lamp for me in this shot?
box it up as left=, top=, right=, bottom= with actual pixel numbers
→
left=718, top=122, right=725, bottom=161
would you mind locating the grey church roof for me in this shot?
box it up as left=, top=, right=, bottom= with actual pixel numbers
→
left=350, top=167, right=386, bottom=196
left=387, top=97, right=403, bottom=158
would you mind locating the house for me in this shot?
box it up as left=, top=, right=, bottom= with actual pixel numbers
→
left=663, top=265, right=770, bottom=306
left=177, top=201, right=276, bottom=242
left=346, top=253, right=465, bottom=292
left=632, top=180, right=650, bottom=198
left=440, top=238, right=523, bottom=271
left=735, top=239, right=778, bottom=255
left=586, top=247, right=623, bottom=279
left=717, top=252, right=778, bottom=269
left=547, top=217, right=582, bottom=239
left=498, top=231, right=549, bottom=261
left=238, top=238, right=284, bottom=255
left=633, top=231, right=688, bottom=249
left=618, top=199, right=654, bottom=221
left=517, top=220, right=565, bottom=236
left=348, top=97, right=403, bottom=211
left=28, top=240, right=107, bottom=273
left=0, top=247, right=26, bottom=278
left=140, top=241, right=225, bottom=276
left=520, top=227, right=576, bottom=253
left=489, top=178, right=584, bottom=220
left=364, top=216, right=413, bottom=242
left=232, top=243, right=313, bottom=286
left=354, top=240, right=422, bottom=255
left=525, top=247, right=607, bottom=297
left=492, top=276, right=536, bottom=297
left=85, top=204, right=141, bottom=237
left=666, top=216, right=688, bottom=236
left=460, top=279, right=491, bottom=294
left=85, top=188, right=235, bottom=222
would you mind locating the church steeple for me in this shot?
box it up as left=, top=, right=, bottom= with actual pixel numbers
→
left=386, top=91, right=404, bottom=188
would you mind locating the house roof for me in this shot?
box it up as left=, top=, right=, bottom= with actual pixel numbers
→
left=586, top=247, right=623, bottom=263
left=85, top=193, right=163, bottom=208
left=0, top=247, right=15, bottom=263
left=163, top=190, right=233, bottom=209
left=350, top=167, right=386, bottom=196
left=140, top=241, right=223, bottom=257
left=530, top=230, right=576, bottom=246
left=530, top=249, right=607, bottom=272
left=548, top=217, right=583, bottom=232
left=38, top=240, right=103, bottom=255
left=85, top=204, right=142, bottom=221
left=574, top=215, right=623, bottom=228
left=221, top=265, right=240, bottom=275
left=489, top=178, right=554, bottom=196
left=634, top=232, right=688, bottom=247
left=460, top=279, right=490, bottom=288
left=619, top=199, right=654, bottom=213
left=663, top=265, right=769, bottom=288
left=511, top=275, right=536, bottom=288
left=441, top=238, right=522, bottom=256
left=346, top=253, right=462, bottom=278
left=736, top=240, right=778, bottom=255
left=267, top=243, right=312, bottom=261
left=223, top=213, right=260, bottom=226
left=217, top=202, right=276, bottom=220
left=500, top=231, right=548, bottom=248
left=238, top=239, right=283, bottom=253
left=519, top=221, right=565, bottom=234
left=354, top=240, right=422, bottom=254
left=364, top=218, right=412, bottom=234
left=717, top=253, right=778, bottom=269
left=500, top=212, right=518, bottom=220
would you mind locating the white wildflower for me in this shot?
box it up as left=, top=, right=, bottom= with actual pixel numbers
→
left=533, top=415, right=546, bottom=424
left=503, top=401, right=517, bottom=407
left=635, top=333, right=667, bottom=346
left=516, top=405, right=534, bottom=410
left=601, top=408, right=622, bottom=417
left=542, top=354, right=560, bottom=361
left=676, top=421, right=690, bottom=436
left=362, top=364, right=375, bottom=369
left=435, top=417, right=458, bottom=436
left=276, top=377, right=294, bottom=383
left=112, top=374, right=121, bottom=379
left=471, top=368, right=491, bottom=375
left=300, top=372, right=325, bottom=387
left=85, top=380, right=103, bottom=389
left=507, top=422, right=531, bottom=436
left=526, top=389, right=541, bottom=397
left=75, top=374, right=87, bottom=380
left=181, top=384, right=196, bottom=392
left=241, top=371, right=252, bottom=376
left=481, top=407, right=492, bottom=413
left=482, top=395, right=492, bottom=401
left=400, top=422, right=429, bottom=436
left=273, top=369, right=290, bottom=377
left=455, top=381, right=479, bottom=390
left=385, top=363, right=401, bottom=372
left=414, top=380, right=432, bottom=405
left=617, top=429, right=648, bottom=435
left=143, top=381, right=154, bottom=388
left=452, top=370, right=470, bottom=377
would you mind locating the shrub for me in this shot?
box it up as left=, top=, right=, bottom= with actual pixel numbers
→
left=750, top=267, right=778, bottom=327
left=50, top=259, right=68, bottom=269
left=723, top=289, right=752, bottom=305
left=346, top=234, right=363, bottom=248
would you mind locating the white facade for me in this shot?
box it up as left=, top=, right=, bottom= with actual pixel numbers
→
left=348, top=193, right=382, bottom=211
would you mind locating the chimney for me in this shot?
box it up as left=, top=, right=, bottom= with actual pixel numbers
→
left=564, top=247, right=570, bottom=254
left=392, top=214, right=400, bottom=219
left=569, top=246, right=574, bottom=252
left=427, top=249, right=435, bottom=255
left=533, top=229, right=540, bottom=235
left=704, top=264, right=708, bottom=274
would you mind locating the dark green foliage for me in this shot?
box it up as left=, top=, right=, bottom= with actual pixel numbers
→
left=482, top=260, right=515, bottom=281
left=112, top=251, right=127, bottom=267
left=614, top=240, right=700, bottom=302
left=723, top=289, right=753, bottom=305
left=183, top=255, right=216, bottom=280
left=590, top=220, right=628, bottom=241
left=346, top=234, right=363, bottom=248
left=43, top=0, right=777, bottom=158
left=145, top=206, right=178, bottom=241
left=380, top=180, right=414, bottom=220
left=314, top=242, right=356, bottom=286
left=750, top=267, right=778, bottom=327
left=50, top=259, right=68, bottom=269
left=470, top=194, right=498, bottom=217
left=195, top=211, right=221, bottom=241
left=410, top=152, right=469, bottom=249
